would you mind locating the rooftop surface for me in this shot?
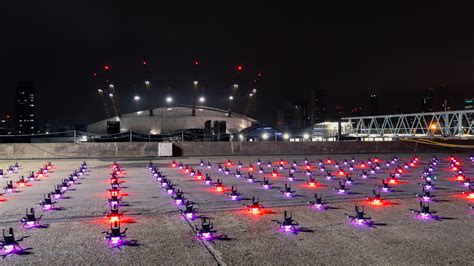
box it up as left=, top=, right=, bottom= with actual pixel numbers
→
left=0, top=154, right=473, bottom=264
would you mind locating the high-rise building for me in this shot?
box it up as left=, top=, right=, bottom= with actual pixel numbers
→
left=465, top=98, right=474, bottom=110
left=422, top=87, right=434, bottom=112
left=276, top=101, right=311, bottom=130
left=0, top=114, right=14, bottom=135
left=15, top=81, right=37, bottom=134
left=438, top=83, right=449, bottom=111
left=309, top=89, right=326, bottom=125
left=369, top=94, right=379, bottom=115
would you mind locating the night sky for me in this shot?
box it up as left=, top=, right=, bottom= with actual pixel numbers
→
left=1, top=1, right=473, bottom=127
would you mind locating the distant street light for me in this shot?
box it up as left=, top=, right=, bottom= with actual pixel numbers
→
left=199, top=96, right=205, bottom=103
left=109, top=93, right=114, bottom=98
left=229, top=96, right=234, bottom=101
left=134, top=95, right=140, bottom=101
left=166, top=96, right=173, bottom=104
left=303, top=133, right=310, bottom=140
left=261, top=133, right=269, bottom=140
left=283, top=133, right=290, bottom=140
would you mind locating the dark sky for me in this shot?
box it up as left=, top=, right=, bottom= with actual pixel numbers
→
left=1, top=1, right=473, bottom=127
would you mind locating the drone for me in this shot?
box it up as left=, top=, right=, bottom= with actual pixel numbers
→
left=105, top=205, right=123, bottom=223
left=366, top=190, right=383, bottom=206
left=323, top=171, right=333, bottom=180
left=416, top=187, right=435, bottom=202
left=225, top=186, right=241, bottom=201
left=344, top=174, right=353, bottom=184
left=217, top=164, right=223, bottom=172
left=345, top=206, right=372, bottom=226
left=306, top=176, right=317, bottom=187
left=172, top=190, right=186, bottom=205
left=238, top=161, right=243, bottom=168
left=103, top=221, right=128, bottom=246
left=39, top=193, right=57, bottom=211
left=462, top=185, right=474, bottom=199
left=199, top=159, right=205, bottom=167
left=67, top=175, right=76, bottom=186
left=410, top=202, right=437, bottom=219
left=195, top=171, right=203, bottom=180
left=271, top=168, right=278, bottom=177
left=261, top=177, right=272, bottom=189
left=16, top=176, right=28, bottom=188
left=27, top=172, right=36, bottom=181
left=106, top=195, right=122, bottom=208
left=248, top=163, right=255, bottom=172
left=204, top=173, right=212, bottom=185
left=165, top=182, right=176, bottom=195
left=258, top=165, right=265, bottom=174
left=309, top=193, right=327, bottom=210
left=213, top=179, right=225, bottom=192
left=226, top=159, right=233, bottom=167
left=147, top=161, right=154, bottom=170
left=180, top=201, right=197, bottom=220
left=246, top=197, right=264, bottom=215
left=246, top=173, right=255, bottom=183
left=60, top=179, right=70, bottom=192
left=13, top=162, right=21, bottom=171
left=378, top=180, right=393, bottom=192
left=0, top=169, right=4, bottom=178
left=195, top=218, right=218, bottom=241
left=0, top=228, right=25, bottom=256
left=267, top=160, right=273, bottom=168
left=280, top=183, right=295, bottom=198
left=334, top=180, right=349, bottom=194
left=289, top=165, right=297, bottom=173
left=287, top=172, right=296, bottom=182
left=420, top=180, right=434, bottom=190
left=4, top=181, right=17, bottom=193
left=256, top=158, right=263, bottom=166
left=52, top=185, right=64, bottom=199
left=20, top=208, right=42, bottom=229
left=234, top=169, right=242, bottom=178
left=273, top=211, right=299, bottom=233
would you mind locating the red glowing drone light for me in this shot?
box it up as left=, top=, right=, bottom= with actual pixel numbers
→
left=387, top=178, right=398, bottom=185
left=248, top=166, right=255, bottom=172
left=465, top=192, right=474, bottom=199
left=271, top=172, right=278, bottom=177
left=196, top=174, right=203, bottom=180
left=370, top=198, right=383, bottom=206
left=305, top=165, right=311, bottom=170
left=107, top=214, right=120, bottom=223
left=360, top=163, right=366, bottom=168
left=326, top=159, right=333, bottom=164
left=250, top=207, right=261, bottom=215
left=308, top=181, right=317, bottom=188
left=338, top=170, right=345, bottom=176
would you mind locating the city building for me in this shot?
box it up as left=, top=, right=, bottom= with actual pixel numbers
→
left=276, top=101, right=311, bottom=131
left=422, top=87, right=434, bottom=112
left=438, top=83, right=449, bottom=111
left=465, top=98, right=473, bottom=110
left=15, top=81, right=37, bottom=134
left=309, top=89, right=326, bottom=124
left=0, top=114, right=14, bottom=135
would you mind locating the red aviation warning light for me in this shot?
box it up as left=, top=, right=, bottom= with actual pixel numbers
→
left=236, top=65, right=243, bottom=72
left=104, top=65, right=110, bottom=71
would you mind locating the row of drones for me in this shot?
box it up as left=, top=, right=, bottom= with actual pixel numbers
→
left=167, top=155, right=473, bottom=233
left=0, top=162, right=89, bottom=257
left=101, top=163, right=135, bottom=247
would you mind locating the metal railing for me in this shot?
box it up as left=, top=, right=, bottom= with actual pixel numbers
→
left=342, top=110, right=474, bottom=139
